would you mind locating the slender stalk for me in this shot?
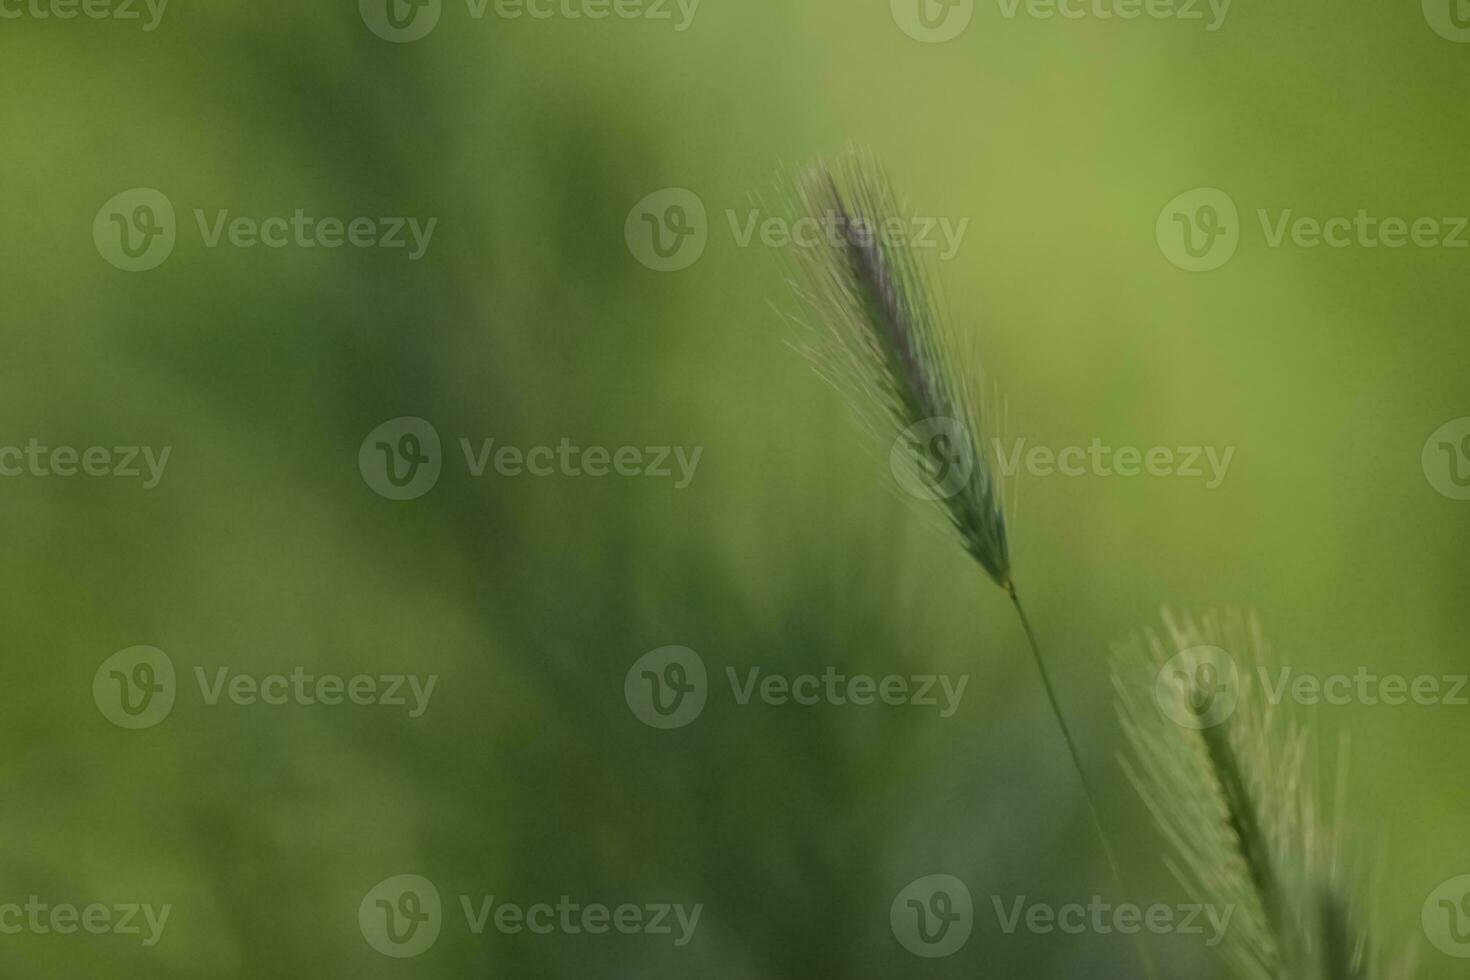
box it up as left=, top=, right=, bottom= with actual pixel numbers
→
left=1008, top=581, right=1157, bottom=980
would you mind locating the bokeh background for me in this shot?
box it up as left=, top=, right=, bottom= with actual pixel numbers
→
left=2, top=0, right=1468, bottom=975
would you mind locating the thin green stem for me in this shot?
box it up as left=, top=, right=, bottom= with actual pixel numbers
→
left=1007, top=580, right=1158, bottom=980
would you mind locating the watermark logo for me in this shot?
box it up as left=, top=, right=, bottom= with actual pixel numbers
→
left=625, top=650, right=969, bottom=728
left=625, top=188, right=707, bottom=272
left=891, top=875, right=973, bottom=958
left=1423, top=417, right=1470, bottom=500
left=362, top=0, right=698, bottom=38
left=360, top=417, right=443, bottom=500
left=1155, top=645, right=1239, bottom=729
left=361, top=876, right=700, bottom=953
left=1161, top=189, right=1469, bottom=271
left=361, top=421, right=703, bottom=499
left=625, top=646, right=707, bottom=729
left=97, top=191, right=436, bottom=270
left=93, top=646, right=176, bottom=729
left=632, top=190, right=971, bottom=270
left=891, top=418, right=975, bottom=501
left=1424, top=0, right=1470, bottom=42
left=94, top=649, right=437, bottom=726
left=360, top=875, right=443, bottom=958
left=891, top=0, right=974, bottom=42
left=360, top=0, right=442, bottom=41
left=1424, top=875, right=1470, bottom=957
left=94, top=188, right=176, bottom=273
left=1157, top=187, right=1239, bottom=272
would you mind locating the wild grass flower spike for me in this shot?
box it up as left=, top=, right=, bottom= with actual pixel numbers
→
left=783, top=151, right=1010, bottom=587
left=1113, top=609, right=1414, bottom=980
left=782, top=150, right=1153, bottom=976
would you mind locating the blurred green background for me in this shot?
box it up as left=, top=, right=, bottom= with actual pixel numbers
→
left=2, top=0, right=1468, bottom=975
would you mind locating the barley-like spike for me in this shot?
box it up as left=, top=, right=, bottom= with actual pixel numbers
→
left=1112, top=609, right=1415, bottom=980
left=783, top=150, right=1010, bottom=585
left=781, top=149, right=1155, bottom=979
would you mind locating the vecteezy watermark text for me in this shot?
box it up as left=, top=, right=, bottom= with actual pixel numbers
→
left=94, top=188, right=436, bottom=272
left=358, top=875, right=701, bottom=958
left=93, top=646, right=438, bottom=729
left=889, top=0, right=1230, bottom=43
left=993, top=437, right=1235, bottom=488
left=888, top=420, right=1238, bottom=501
left=359, top=0, right=700, bottom=43
left=888, top=875, right=1233, bottom=959
left=725, top=208, right=970, bottom=260
left=1157, top=187, right=1469, bottom=272
left=1156, top=646, right=1470, bottom=729
left=358, top=417, right=703, bottom=500
left=624, top=647, right=969, bottom=729
left=0, top=898, right=171, bottom=946
left=991, top=895, right=1233, bottom=946
left=0, top=440, right=170, bottom=488
left=624, top=187, right=971, bottom=272
left=0, top=0, right=167, bottom=29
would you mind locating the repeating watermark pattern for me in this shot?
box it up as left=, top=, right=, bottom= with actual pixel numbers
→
left=990, top=895, right=1233, bottom=946
left=891, top=0, right=974, bottom=42
left=888, top=421, right=1237, bottom=499
left=1159, top=188, right=1470, bottom=272
left=94, top=189, right=436, bottom=272
left=891, top=875, right=974, bottom=958
left=360, top=875, right=442, bottom=958
left=726, top=208, right=970, bottom=260
left=1423, top=417, right=1470, bottom=500
left=891, top=418, right=976, bottom=501
left=624, top=646, right=708, bottom=729
left=1260, top=667, right=1469, bottom=708
left=995, top=0, right=1230, bottom=29
left=93, top=647, right=438, bottom=730
left=93, top=646, right=177, bottom=729
left=359, top=417, right=704, bottom=500
left=1156, top=188, right=1240, bottom=272
left=360, top=0, right=700, bottom=42
left=1155, top=646, right=1470, bottom=729
left=0, top=439, right=170, bottom=488
left=93, top=188, right=176, bottom=272
left=358, top=875, right=701, bottom=958
left=1155, top=645, right=1240, bottom=729
left=359, top=0, right=443, bottom=42
left=1423, top=0, right=1470, bottom=43
left=459, top=437, right=701, bottom=486
left=359, top=417, right=443, bottom=500
left=0, top=898, right=171, bottom=946
left=460, top=895, right=700, bottom=945
left=993, top=438, right=1235, bottom=489
left=1423, top=874, right=1470, bottom=958
left=0, top=0, right=167, bottom=29
left=624, top=647, right=968, bottom=729
left=625, top=188, right=708, bottom=272
left=890, top=876, right=1231, bottom=958
left=625, top=188, right=971, bottom=273
left=892, top=0, right=1229, bottom=42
